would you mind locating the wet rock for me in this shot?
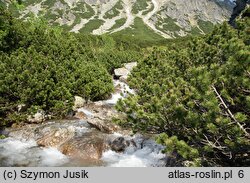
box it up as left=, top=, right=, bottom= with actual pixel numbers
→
left=74, top=111, right=86, bottom=119
left=124, top=62, right=137, bottom=72
left=87, top=117, right=120, bottom=134
left=37, top=126, right=75, bottom=148
left=119, top=75, right=128, bottom=83
left=77, top=108, right=94, bottom=118
left=73, top=96, right=86, bottom=111
left=27, top=110, right=45, bottom=123
left=114, top=82, right=123, bottom=93
left=109, top=137, right=134, bottom=152
left=114, top=68, right=130, bottom=79
left=8, top=125, right=39, bottom=140
left=59, top=133, right=108, bottom=161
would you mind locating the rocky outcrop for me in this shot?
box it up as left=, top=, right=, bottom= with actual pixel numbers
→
left=124, top=62, right=137, bottom=72
left=4, top=119, right=169, bottom=166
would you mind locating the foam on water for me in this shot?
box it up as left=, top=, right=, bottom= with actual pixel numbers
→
left=112, top=132, right=123, bottom=137
left=0, top=138, right=37, bottom=166
left=38, top=147, right=68, bottom=166
left=104, top=93, right=123, bottom=105
left=102, top=150, right=146, bottom=167
left=77, top=108, right=94, bottom=117
left=104, top=80, right=135, bottom=105
left=0, top=132, right=166, bottom=167
left=0, top=138, right=68, bottom=167
left=102, top=137, right=166, bottom=167
left=114, top=80, right=135, bottom=96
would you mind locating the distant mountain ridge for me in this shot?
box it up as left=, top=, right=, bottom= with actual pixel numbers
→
left=1, top=0, right=234, bottom=38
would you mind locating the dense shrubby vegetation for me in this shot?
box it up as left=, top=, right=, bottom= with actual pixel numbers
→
left=0, top=7, right=142, bottom=127
left=116, top=11, right=250, bottom=166
left=1, top=3, right=249, bottom=167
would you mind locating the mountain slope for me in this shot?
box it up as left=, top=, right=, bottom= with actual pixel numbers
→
left=1, top=0, right=233, bottom=38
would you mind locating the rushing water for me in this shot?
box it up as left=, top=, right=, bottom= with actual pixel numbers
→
left=0, top=79, right=167, bottom=167
left=102, top=134, right=166, bottom=167
left=103, top=80, right=135, bottom=105
left=0, top=133, right=166, bottom=167
left=0, top=138, right=68, bottom=167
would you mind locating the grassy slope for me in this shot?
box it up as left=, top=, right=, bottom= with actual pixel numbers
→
left=103, top=0, right=123, bottom=19
left=109, top=18, right=127, bottom=31
left=111, top=17, right=165, bottom=44
left=79, top=19, right=104, bottom=34
left=132, top=0, right=150, bottom=14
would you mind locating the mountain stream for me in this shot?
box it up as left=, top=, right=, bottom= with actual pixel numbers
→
left=0, top=79, right=167, bottom=167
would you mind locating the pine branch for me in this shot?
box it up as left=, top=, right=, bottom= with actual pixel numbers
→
left=212, top=85, right=249, bottom=137
left=247, top=71, right=250, bottom=77
left=202, top=134, right=226, bottom=150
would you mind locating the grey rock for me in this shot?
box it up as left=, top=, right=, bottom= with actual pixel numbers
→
left=109, top=137, right=128, bottom=152
left=109, top=137, right=137, bottom=152
left=119, top=75, right=128, bottom=83
left=87, top=117, right=120, bottom=134
left=114, top=68, right=130, bottom=78
left=124, top=62, right=137, bottom=72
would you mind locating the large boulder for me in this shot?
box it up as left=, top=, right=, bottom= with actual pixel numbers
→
left=7, top=120, right=110, bottom=162
left=124, top=62, right=137, bottom=72
left=114, top=62, right=137, bottom=79
left=114, top=68, right=130, bottom=78
left=59, top=132, right=108, bottom=161
left=37, top=126, right=75, bottom=148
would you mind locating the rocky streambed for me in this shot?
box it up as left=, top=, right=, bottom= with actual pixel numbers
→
left=0, top=63, right=169, bottom=167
